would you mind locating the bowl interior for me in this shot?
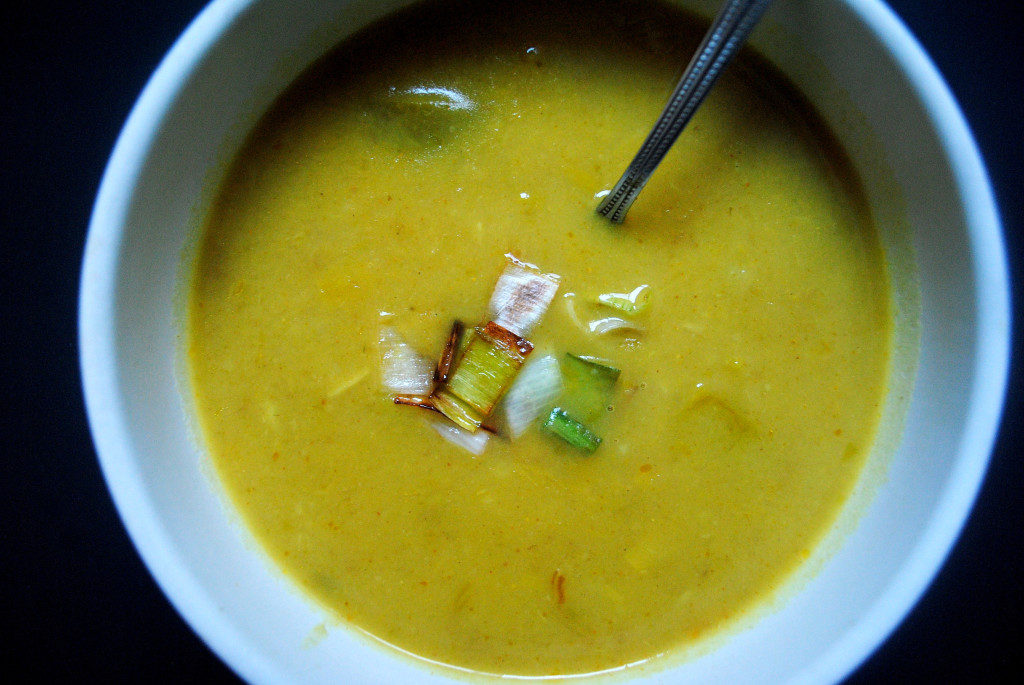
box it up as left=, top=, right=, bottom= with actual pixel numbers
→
left=79, top=0, right=1009, bottom=683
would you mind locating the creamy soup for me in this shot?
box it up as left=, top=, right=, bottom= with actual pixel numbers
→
left=187, top=0, right=892, bottom=676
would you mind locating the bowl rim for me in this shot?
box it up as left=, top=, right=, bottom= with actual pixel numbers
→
left=801, top=1, right=1010, bottom=681
left=78, top=0, right=1011, bottom=682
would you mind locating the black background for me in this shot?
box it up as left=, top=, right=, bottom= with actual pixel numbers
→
left=3, top=1, right=1021, bottom=682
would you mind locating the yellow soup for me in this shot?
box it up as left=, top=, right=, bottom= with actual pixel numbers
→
left=188, top=0, right=893, bottom=676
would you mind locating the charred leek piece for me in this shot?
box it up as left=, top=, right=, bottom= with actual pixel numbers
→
left=542, top=407, right=602, bottom=453
left=435, top=320, right=465, bottom=384
left=433, top=322, right=532, bottom=432
left=596, top=284, right=651, bottom=315
left=561, top=353, right=620, bottom=423
left=488, top=254, right=560, bottom=337
left=393, top=394, right=438, bottom=411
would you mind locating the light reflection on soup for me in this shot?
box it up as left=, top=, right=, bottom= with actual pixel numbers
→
left=187, top=0, right=892, bottom=676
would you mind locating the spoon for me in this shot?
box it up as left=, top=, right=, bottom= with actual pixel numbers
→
left=597, top=0, right=773, bottom=223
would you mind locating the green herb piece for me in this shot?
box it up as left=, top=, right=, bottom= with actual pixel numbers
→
left=542, top=407, right=602, bottom=453
left=560, top=353, right=620, bottom=423
left=563, top=354, right=621, bottom=382
left=596, top=285, right=651, bottom=316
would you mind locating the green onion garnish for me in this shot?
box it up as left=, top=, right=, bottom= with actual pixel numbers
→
left=560, top=353, right=620, bottom=423
left=596, top=284, right=651, bottom=316
left=542, top=407, right=602, bottom=453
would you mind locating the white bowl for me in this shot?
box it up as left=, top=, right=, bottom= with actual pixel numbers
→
left=79, top=0, right=1010, bottom=682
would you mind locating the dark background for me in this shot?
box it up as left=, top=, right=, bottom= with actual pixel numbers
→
left=3, top=1, right=1020, bottom=682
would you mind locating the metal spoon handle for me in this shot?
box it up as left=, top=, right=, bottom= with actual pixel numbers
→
left=597, top=0, right=772, bottom=223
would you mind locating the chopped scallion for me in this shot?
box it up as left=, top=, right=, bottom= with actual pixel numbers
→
left=596, top=284, right=651, bottom=315
left=542, top=407, right=602, bottom=453
left=563, top=353, right=620, bottom=381
left=560, top=354, right=620, bottom=423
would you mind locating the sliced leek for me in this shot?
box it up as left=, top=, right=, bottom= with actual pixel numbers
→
left=433, top=322, right=533, bottom=432
left=596, top=284, right=651, bottom=315
left=542, top=407, right=602, bottom=453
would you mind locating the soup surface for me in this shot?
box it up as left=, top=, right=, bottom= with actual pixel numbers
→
left=188, top=0, right=892, bottom=676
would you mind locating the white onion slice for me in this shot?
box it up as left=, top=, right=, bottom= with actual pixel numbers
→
left=488, top=254, right=560, bottom=337
left=501, top=354, right=562, bottom=438
left=429, top=419, right=490, bottom=455
left=588, top=316, right=644, bottom=335
left=378, top=326, right=434, bottom=395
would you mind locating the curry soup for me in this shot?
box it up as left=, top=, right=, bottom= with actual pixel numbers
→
left=188, top=0, right=892, bottom=676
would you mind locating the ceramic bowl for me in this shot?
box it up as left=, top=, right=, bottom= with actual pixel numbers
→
left=79, top=0, right=1009, bottom=682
